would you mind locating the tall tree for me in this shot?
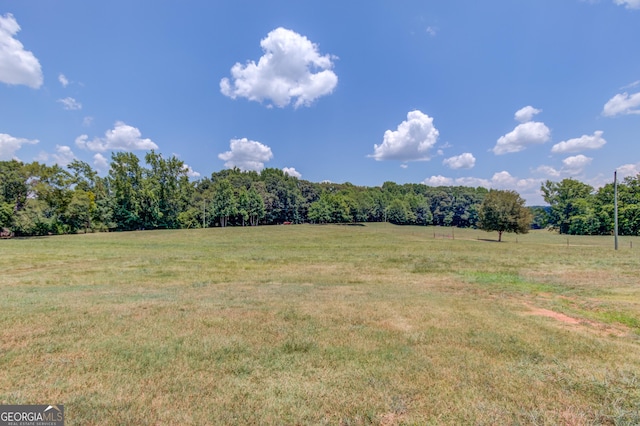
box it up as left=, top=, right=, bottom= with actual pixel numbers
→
left=145, top=151, right=192, bottom=228
left=0, top=160, right=29, bottom=213
left=211, top=179, right=236, bottom=227
left=386, top=198, right=415, bottom=225
left=246, top=185, right=266, bottom=226
left=109, top=152, right=144, bottom=230
left=478, top=190, right=531, bottom=242
left=541, top=179, right=594, bottom=235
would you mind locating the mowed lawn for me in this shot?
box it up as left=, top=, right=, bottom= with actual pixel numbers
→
left=1, top=224, right=639, bottom=425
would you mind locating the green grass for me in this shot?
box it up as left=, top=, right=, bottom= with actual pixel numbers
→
left=1, top=224, right=640, bottom=424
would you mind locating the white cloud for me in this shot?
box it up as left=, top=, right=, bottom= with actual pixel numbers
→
left=426, top=26, right=438, bottom=36
left=443, top=152, right=475, bottom=170
left=533, top=165, right=561, bottom=178
left=617, top=162, right=640, bottom=178
left=58, top=73, right=69, bottom=87
left=551, top=131, right=606, bottom=153
left=182, top=164, right=200, bottom=178
left=535, top=154, right=594, bottom=180
left=0, top=133, right=38, bottom=160
left=493, top=121, right=551, bottom=155
left=52, top=145, right=76, bottom=166
left=0, top=13, right=43, bottom=88
left=33, top=151, right=49, bottom=163
left=218, top=138, right=273, bottom=171
left=602, top=91, right=640, bottom=116
left=514, top=106, right=542, bottom=123
left=614, top=0, right=640, bottom=9
left=562, top=155, right=592, bottom=173
left=370, top=110, right=440, bottom=161
left=423, top=175, right=454, bottom=186
left=57, top=97, right=82, bottom=110
left=82, top=116, right=94, bottom=127
left=76, top=122, right=158, bottom=152
left=283, top=167, right=302, bottom=178
left=220, top=27, right=338, bottom=108
left=93, top=153, right=109, bottom=171
left=425, top=171, right=537, bottom=190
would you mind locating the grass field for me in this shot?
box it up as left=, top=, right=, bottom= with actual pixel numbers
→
left=1, top=224, right=639, bottom=425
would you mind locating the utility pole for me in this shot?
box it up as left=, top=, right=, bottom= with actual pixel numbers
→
left=614, top=170, right=618, bottom=251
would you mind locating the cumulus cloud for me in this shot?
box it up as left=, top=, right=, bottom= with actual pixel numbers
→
left=514, top=106, right=542, bottom=123
left=0, top=133, right=38, bottom=160
left=93, top=153, right=109, bottom=171
left=602, top=91, right=640, bottom=116
left=283, top=167, right=302, bottom=178
left=76, top=122, right=158, bottom=152
left=443, top=152, right=475, bottom=170
left=0, top=13, right=43, bottom=88
left=182, top=164, right=200, bottom=178
left=535, top=154, right=596, bottom=179
left=551, top=131, right=606, bottom=154
left=52, top=145, right=76, bottom=166
left=370, top=110, right=440, bottom=162
left=493, top=121, right=551, bottom=155
left=425, top=171, right=538, bottom=192
left=218, top=138, right=273, bottom=171
left=58, top=73, right=69, bottom=87
left=423, top=175, right=454, bottom=186
left=533, top=165, right=562, bottom=178
left=562, top=155, right=592, bottom=173
left=220, top=27, right=338, bottom=108
left=617, top=162, right=640, bottom=178
left=614, top=0, right=640, bottom=9
left=57, top=97, right=82, bottom=110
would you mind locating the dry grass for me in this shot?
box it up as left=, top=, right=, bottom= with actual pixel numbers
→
left=1, top=224, right=639, bottom=424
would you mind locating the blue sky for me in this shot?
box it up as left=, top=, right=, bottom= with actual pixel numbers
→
left=1, top=0, right=639, bottom=204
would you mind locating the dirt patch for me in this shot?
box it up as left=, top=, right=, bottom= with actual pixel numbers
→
left=523, top=303, right=629, bottom=337
left=379, top=412, right=405, bottom=426
left=379, top=315, right=413, bottom=332
left=527, top=307, right=581, bottom=324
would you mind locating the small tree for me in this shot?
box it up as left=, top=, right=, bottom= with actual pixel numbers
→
left=478, top=190, right=531, bottom=242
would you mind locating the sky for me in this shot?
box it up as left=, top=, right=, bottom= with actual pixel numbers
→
left=1, top=0, right=640, bottom=205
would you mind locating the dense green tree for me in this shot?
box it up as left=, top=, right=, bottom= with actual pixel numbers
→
left=529, top=206, right=550, bottom=229
left=405, top=193, right=432, bottom=225
left=25, top=162, right=73, bottom=223
left=541, top=179, right=594, bottom=235
left=478, top=190, right=532, bottom=242
left=13, top=199, right=57, bottom=236
left=307, top=196, right=332, bottom=224
left=246, top=186, right=266, bottom=226
left=260, top=168, right=303, bottom=223
left=0, top=160, right=29, bottom=212
left=62, top=190, right=95, bottom=233
left=145, top=151, right=193, bottom=228
left=211, top=179, right=236, bottom=227
left=386, top=198, right=415, bottom=225
left=0, top=201, right=13, bottom=229
left=109, top=152, right=144, bottom=230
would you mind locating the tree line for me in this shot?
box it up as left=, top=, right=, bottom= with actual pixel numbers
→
left=540, top=177, right=640, bottom=236
left=1, top=151, right=638, bottom=237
